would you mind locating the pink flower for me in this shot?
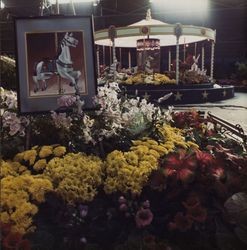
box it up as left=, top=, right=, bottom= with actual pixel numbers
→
left=118, top=196, right=126, bottom=204
left=119, top=203, right=128, bottom=212
left=135, top=208, right=153, bottom=228
left=57, top=95, right=76, bottom=107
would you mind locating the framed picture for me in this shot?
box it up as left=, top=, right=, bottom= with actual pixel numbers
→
left=15, top=16, right=97, bottom=113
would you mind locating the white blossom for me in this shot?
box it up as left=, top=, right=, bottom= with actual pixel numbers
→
left=51, top=111, right=72, bottom=129
left=2, top=111, right=28, bottom=136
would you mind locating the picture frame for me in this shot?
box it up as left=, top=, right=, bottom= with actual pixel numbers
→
left=15, top=15, right=97, bottom=113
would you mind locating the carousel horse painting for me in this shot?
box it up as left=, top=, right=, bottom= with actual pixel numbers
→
left=32, top=32, right=81, bottom=94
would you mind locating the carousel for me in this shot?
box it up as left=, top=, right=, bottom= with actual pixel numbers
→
left=94, top=9, right=235, bottom=104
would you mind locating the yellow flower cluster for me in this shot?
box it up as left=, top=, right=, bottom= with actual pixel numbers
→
left=156, top=125, right=199, bottom=153
left=0, top=174, right=53, bottom=234
left=0, top=160, right=30, bottom=178
left=124, top=73, right=176, bottom=85
left=104, top=141, right=159, bottom=195
left=104, top=125, right=199, bottom=195
left=44, top=153, right=103, bottom=203
left=14, top=145, right=67, bottom=172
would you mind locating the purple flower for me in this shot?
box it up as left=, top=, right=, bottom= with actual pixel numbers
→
left=142, top=200, right=150, bottom=209
left=119, top=203, right=128, bottom=212
left=78, top=205, right=88, bottom=218
left=135, top=208, right=153, bottom=228
left=118, top=196, right=126, bottom=204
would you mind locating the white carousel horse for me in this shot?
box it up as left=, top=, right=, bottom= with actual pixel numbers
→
left=32, top=32, right=81, bottom=94
left=190, top=54, right=200, bottom=72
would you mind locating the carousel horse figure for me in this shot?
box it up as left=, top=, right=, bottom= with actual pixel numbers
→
left=32, top=32, right=81, bottom=94
left=190, top=54, right=200, bottom=72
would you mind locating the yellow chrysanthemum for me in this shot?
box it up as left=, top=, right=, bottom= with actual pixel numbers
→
left=39, top=146, right=53, bottom=158
left=44, top=153, right=103, bottom=203
left=23, top=150, right=37, bottom=165
left=53, top=146, right=66, bottom=157
left=0, top=161, right=18, bottom=177
left=13, top=152, right=25, bottom=162
left=124, top=151, right=139, bottom=166
left=1, top=174, right=53, bottom=234
left=33, top=159, right=47, bottom=172
left=0, top=212, right=10, bottom=223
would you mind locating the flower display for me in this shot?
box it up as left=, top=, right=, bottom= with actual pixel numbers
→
left=0, top=172, right=53, bottom=234
left=1, top=85, right=247, bottom=250
left=44, top=153, right=103, bottom=203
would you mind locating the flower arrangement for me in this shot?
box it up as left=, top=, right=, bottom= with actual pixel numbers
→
left=0, top=164, right=53, bottom=234
left=1, top=84, right=247, bottom=250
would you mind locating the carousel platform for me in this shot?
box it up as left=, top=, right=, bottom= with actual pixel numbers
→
left=120, top=83, right=235, bottom=105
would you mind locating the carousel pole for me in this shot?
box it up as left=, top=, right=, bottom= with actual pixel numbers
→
left=109, top=45, right=112, bottom=66
left=103, top=45, right=105, bottom=66
left=174, top=23, right=182, bottom=85
left=70, top=0, right=76, bottom=15
left=96, top=46, right=100, bottom=77
left=112, top=39, right=117, bottom=81
left=119, top=47, right=122, bottom=68
left=128, top=50, right=131, bottom=69
left=56, top=0, right=60, bottom=14
left=210, top=40, right=215, bottom=82
left=183, top=38, right=186, bottom=62
left=201, top=44, right=205, bottom=72
left=54, top=0, right=63, bottom=93
left=168, top=48, right=171, bottom=71
left=40, top=0, right=45, bottom=16
left=176, top=38, right=179, bottom=84
left=108, top=25, right=117, bottom=80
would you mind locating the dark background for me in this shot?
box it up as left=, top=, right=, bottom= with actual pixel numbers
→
left=0, top=0, right=246, bottom=78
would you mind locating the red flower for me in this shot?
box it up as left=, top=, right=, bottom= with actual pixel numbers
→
left=135, top=208, right=153, bottom=228
left=211, top=167, right=225, bottom=180
left=0, top=223, right=12, bottom=237
left=164, top=150, right=197, bottom=183
left=187, top=205, right=207, bottom=223
left=196, top=150, right=213, bottom=167
left=2, top=232, right=22, bottom=249
left=172, top=212, right=193, bottom=232
left=182, top=195, right=200, bottom=209
left=18, top=239, right=31, bottom=250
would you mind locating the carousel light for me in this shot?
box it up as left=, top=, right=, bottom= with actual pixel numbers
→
left=50, top=0, right=97, bottom=4
left=150, top=0, right=209, bottom=15
left=0, top=0, right=5, bottom=9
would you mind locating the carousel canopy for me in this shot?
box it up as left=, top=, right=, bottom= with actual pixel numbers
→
left=94, top=9, right=216, bottom=48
